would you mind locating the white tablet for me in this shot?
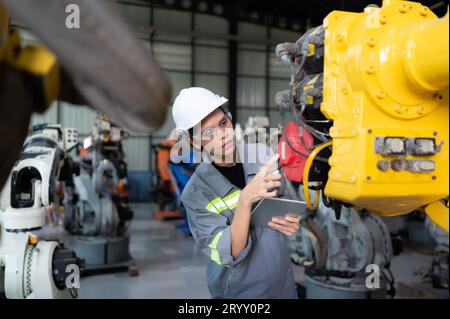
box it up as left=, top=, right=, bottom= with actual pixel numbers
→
left=250, top=198, right=306, bottom=227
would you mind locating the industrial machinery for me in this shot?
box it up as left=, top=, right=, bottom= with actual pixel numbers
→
left=152, top=136, right=198, bottom=235
left=1, top=0, right=169, bottom=298
left=275, top=0, right=448, bottom=230
left=275, top=0, right=448, bottom=298
left=152, top=139, right=184, bottom=220
left=63, top=114, right=136, bottom=274
left=280, top=173, right=395, bottom=298
left=0, top=124, right=84, bottom=298
left=401, top=213, right=448, bottom=292
left=280, top=121, right=395, bottom=298
left=288, top=191, right=395, bottom=298
left=2, top=0, right=170, bottom=283
left=425, top=217, right=449, bottom=289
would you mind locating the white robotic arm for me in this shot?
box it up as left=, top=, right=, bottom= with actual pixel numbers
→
left=0, top=124, right=83, bottom=299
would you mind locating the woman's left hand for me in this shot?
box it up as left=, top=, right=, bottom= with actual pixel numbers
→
left=268, top=215, right=301, bottom=236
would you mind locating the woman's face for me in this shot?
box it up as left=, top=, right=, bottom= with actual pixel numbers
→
left=191, top=108, right=235, bottom=163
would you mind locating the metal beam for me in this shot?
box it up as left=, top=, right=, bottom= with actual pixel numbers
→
left=228, top=6, right=238, bottom=123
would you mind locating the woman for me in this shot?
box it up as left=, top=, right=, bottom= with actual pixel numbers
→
left=173, top=87, right=300, bottom=298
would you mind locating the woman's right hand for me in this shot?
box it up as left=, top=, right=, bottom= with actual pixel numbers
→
left=239, top=154, right=282, bottom=207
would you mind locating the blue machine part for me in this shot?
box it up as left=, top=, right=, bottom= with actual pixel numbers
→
left=169, top=150, right=198, bottom=235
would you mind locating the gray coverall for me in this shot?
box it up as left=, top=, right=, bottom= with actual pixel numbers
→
left=181, top=143, right=296, bottom=299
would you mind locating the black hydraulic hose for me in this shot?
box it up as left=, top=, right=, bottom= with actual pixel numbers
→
left=293, top=105, right=330, bottom=147
left=322, top=192, right=334, bottom=208
left=304, top=216, right=328, bottom=269
left=308, top=183, right=325, bottom=191
left=280, top=174, right=328, bottom=270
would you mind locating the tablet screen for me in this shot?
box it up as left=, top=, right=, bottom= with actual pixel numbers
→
left=250, top=198, right=306, bottom=227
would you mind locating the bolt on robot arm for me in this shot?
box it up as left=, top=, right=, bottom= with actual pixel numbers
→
left=0, top=124, right=84, bottom=298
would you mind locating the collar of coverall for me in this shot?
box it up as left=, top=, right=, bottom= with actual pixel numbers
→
left=195, top=143, right=262, bottom=198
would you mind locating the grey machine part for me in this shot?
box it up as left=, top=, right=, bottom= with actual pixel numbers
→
left=288, top=185, right=394, bottom=299
left=425, top=217, right=449, bottom=289
left=64, top=167, right=131, bottom=272
left=68, top=166, right=131, bottom=269
left=63, top=119, right=134, bottom=273
left=397, top=212, right=449, bottom=290
left=72, top=169, right=119, bottom=237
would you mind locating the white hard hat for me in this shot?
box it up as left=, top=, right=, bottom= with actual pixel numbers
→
left=172, top=87, right=228, bottom=131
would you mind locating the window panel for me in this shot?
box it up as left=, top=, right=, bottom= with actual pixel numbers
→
left=269, top=79, right=290, bottom=108
left=237, top=77, right=266, bottom=108
left=195, top=46, right=228, bottom=73
left=195, top=14, right=228, bottom=47
left=153, top=42, right=192, bottom=71
left=269, top=52, right=291, bottom=78
left=195, top=74, right=228, bottom=97
left=153, top=8, right=191, bottom=32
left=153, top=8, right=191, bottom=43
left=116, top=3, right=151, bottom=38
left=270, top=27, right=301, bottom=44
left=238, top=22, right=267, bottom=50
left=122, top=137, right=150, bottom=171
left=167, top=71, right=192, bottom=103
left=31, top=101, right=58, bottom=127
left=238, top=50, right=266, bottom=77
left=60, top=102, right=96, bottom=135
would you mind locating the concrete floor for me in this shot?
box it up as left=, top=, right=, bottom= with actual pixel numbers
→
left=77, top=203, right=210, bottom=298
left=40, top=202, right=447, bottom=299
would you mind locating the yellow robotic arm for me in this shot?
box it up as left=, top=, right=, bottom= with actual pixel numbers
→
left=276, top=0, right=448, bottom=232
left=320, top=0, right=449, bottom=231
left=0, top=30, right=60, bottom=112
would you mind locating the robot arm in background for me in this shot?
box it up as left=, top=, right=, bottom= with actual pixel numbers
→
left=0, top=124, right=84, bottom=298
left=64, top=114, right=132, bottom=237
left=275, top=0, right=449, bottom=232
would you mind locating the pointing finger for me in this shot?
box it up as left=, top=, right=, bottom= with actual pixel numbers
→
left=263, top=154, right=280, bottom=171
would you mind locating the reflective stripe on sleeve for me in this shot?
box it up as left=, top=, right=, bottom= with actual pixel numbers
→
left=205, top=190, right=241, bottom=214
left=208, top=230, right=223, bottom=265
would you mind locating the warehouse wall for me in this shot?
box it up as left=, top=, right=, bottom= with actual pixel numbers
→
left=26, top=0, right=300, bottom=201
